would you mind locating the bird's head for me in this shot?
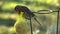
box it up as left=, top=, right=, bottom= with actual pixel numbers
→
left=15, top=5, right=23, bottom=14
left=14, top=5, right=25, bottom=21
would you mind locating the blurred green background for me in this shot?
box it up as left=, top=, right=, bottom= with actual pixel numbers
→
left=0, top=0, right=60, bottom=34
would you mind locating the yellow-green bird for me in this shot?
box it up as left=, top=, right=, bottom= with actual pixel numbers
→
left=14, top=5, right=31, bottom=34
left=14, top=5, right=42, bottom=34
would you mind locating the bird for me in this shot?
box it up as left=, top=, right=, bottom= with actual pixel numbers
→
left=14, top=5, right=31, bottom=34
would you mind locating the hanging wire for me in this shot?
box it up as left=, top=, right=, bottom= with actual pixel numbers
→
left=56, top=8, right=59, bottom=34
left=56, top=0, right=60, bottom=34
left=30, top=16, right=33, bottom=34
